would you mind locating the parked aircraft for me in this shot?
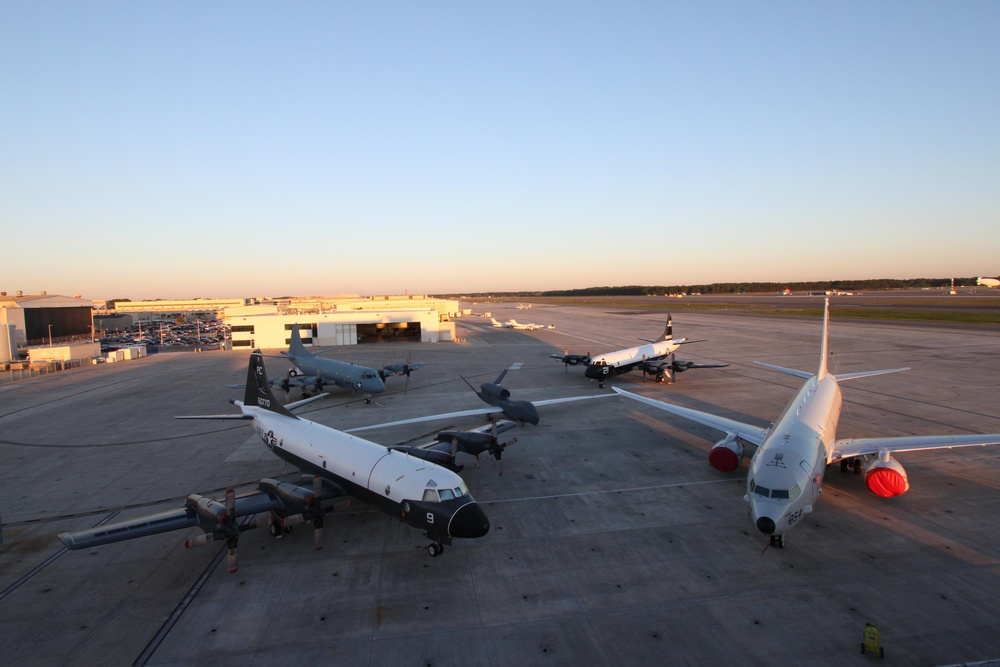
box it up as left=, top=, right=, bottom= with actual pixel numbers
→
left=613, top=299, right=1000, bottom=548
left=552, top=315, right=727, bottom=387
left=58, top=351, right=490, bottom=566
left=347, top=368, right=611, bottom=432
left=277, top=325, right=424, bottom=402
left=977, top=277, right=999, bottom=288
left=388, top=420, right=520, bottom=475
left=491, top=318, right=549, bottom=330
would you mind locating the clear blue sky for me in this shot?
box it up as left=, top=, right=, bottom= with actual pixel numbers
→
left=3, top=2, right=998, bottom=300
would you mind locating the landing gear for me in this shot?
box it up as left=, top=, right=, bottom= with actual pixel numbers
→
left=853, top=459, right=863, bottom=475
left=599, top=380, right=605, bottom=389
left=427, top=542, right=445, bottom=557
left=268, top=513, right=292, bottom=538
left=840, top=459, right=850, bottom=473
left=769, top=535, right=785, bottom=549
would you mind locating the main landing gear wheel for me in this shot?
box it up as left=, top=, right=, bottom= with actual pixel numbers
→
left=840, top=460, right=850, bottom=472
left=770, top=535, right=785, bottom=548
left=599, top=381, right=605, bottom=388
left=268, top=513, right=291, bottom=538
left=428, top=542, right=445, bottom=557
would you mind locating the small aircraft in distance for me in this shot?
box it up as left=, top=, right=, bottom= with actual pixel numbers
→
left=491, top=318, right=553, bottom=330
left=347, top=368, right=611, bottom=432
left=279, top=325, right=425, bottom=401
left=613, top=299, right=1000, bottom=548
left=551, top=315, right=727, bottom=387
left=977, top=276, right=999, bottom=288
left=59, top=351, right=489, bottom=566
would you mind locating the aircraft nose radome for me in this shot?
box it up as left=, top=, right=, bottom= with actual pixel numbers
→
left=449, top=503, right=490, bottom=539
left=756, top=516, right=776, bottom=535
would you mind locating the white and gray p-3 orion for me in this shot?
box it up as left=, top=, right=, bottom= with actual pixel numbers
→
left=58, top=351, right=489, bottom=570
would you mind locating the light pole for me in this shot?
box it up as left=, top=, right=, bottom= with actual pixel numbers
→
left=48, top=324, right=53, bottom=347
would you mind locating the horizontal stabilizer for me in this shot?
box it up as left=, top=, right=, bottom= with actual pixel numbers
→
left=754, top=361, right=813, bottom=380
left=176, top=414, right=253, bottom=421
left=833, top=367, right=910, bottom=382
left=284, top=393, right=329, bottom=411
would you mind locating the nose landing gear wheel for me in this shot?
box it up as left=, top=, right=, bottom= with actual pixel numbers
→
left=428, top=542, right=445, bottom=557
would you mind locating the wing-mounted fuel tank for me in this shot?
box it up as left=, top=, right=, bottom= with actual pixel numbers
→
left=864, top=453, right=910, bottom=497
left=709, top=433, right=746, bottom=472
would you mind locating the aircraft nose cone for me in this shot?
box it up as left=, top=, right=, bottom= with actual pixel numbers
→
left=449, top=502, right=490, bottom=539
left=756, top=516, right=776, bottom=535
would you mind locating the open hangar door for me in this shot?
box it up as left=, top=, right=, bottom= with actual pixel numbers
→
left=356, top=321, right=421, bottom=343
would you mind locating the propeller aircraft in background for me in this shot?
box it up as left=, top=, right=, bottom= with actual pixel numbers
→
left=551, top=315, right=727, bottom=387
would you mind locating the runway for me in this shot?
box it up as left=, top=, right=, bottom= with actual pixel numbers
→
left=2, top=303, right=999, bottom=666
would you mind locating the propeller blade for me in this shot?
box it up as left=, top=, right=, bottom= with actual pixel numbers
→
left=227, top=538, right=239, bottom=573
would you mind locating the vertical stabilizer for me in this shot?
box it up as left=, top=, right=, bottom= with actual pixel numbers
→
left=817, top=299, right=830, bottom=380
left=244, top=351, right=297, bottom=418
left=656, top=315, right=674, bottom=343
left=286, top=324, right=311, bottom=359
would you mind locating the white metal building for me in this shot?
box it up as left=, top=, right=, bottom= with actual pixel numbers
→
left=225, top=296, right=460, bottom=349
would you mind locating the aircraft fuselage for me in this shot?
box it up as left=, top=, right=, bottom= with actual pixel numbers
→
left=288, top=354, right=386, bottom=397
left=585, top=341, right=677, bottom=380
left=745, top=374, right=841, bottom=539
left=244, top=402, right=489, bottom=543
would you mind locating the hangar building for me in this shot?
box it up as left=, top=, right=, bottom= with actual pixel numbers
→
left=225, top=295, right=460, bottom=349
left=0, top=292, right=94, bottom=348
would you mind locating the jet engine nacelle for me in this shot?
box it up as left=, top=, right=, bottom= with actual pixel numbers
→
left=864, top=456, right=910, bottom=497
left=481, top=384, right=510, bottom=400
left=708, top=435, right=744, bottom=472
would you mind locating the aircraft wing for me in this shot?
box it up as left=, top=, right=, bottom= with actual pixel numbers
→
left=532, top=394, right=615, bottom=407
left=612, top=387, right=769, bottom=446
left=58, top=479, right=348, bottom=550
left=344, top=407, right=503, bottom=433
left=58, top=491, right=285, bottom=550
left=832, top=434, right=1000, bottom=462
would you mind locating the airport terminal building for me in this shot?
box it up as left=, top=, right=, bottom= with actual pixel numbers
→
left=224, top=295, right=460, bottom=349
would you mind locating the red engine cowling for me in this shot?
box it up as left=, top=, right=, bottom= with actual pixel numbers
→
left=709, top=436, right=743, bottom=472
left=865, top=457, right=910, bottom=497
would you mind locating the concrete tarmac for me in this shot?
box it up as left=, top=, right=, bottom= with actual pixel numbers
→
left=2, top=303, right=999, bottom=666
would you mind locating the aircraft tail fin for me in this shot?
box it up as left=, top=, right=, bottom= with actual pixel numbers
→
left=655, top=315, right=674, bottom=343
left=817, top=299, right=830, bottom=380
left=244, top=351, right=298, bottom=418
left=286, top=324, right=312, bottom=359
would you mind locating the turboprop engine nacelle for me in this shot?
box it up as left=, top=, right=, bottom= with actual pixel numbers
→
left=865, top=455, right=910, bottom=497
left=709, top=435, right=744, bottom=472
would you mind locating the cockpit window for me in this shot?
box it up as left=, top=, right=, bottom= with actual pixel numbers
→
left=422, top=489, right=439, bottom=502
left=750, top=479, right=800, bottom=500
left=439, top=488, right=455, bottom=501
